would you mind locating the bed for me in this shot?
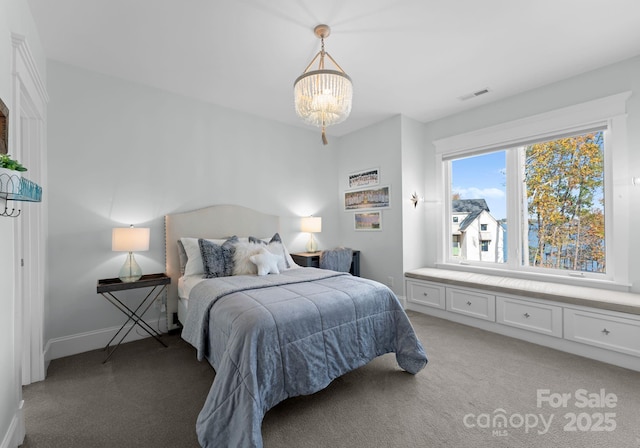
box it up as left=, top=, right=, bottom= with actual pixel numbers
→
left=165, top=205, right=428, bottom=448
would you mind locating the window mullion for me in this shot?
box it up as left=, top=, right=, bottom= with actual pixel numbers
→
left=505, top=148, right=521, bottom=270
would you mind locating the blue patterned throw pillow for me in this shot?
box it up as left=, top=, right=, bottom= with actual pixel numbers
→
left=198, top=236, right=236, bottom=278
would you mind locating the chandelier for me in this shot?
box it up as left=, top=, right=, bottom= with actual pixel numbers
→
left=294, top=24, right=353, bottom=145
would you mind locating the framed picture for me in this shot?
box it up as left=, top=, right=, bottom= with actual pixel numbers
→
left=348, top=167, right=379, bottom=189
left=355, top=211, right=382, bottom=231
left=344, top=185, right=390, bottom=211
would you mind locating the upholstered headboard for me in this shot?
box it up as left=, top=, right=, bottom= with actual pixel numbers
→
left=164, top=204, right=280, bottom=331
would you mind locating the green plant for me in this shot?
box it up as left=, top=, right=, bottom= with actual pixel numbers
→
left=0, top=154, right=27, bottom=172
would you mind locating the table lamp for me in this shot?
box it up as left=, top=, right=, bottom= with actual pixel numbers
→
left=112, top=225, right=150, bottom=282
left=301, top=216, right=322, bottom=252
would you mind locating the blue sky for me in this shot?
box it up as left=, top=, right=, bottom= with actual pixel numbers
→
left=451, top=150, right=507, bottom=220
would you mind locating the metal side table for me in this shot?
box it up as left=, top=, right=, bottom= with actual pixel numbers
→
left=96, top=273, right=171, bottom=362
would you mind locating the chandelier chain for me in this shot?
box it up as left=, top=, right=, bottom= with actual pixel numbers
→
left=320, top=37, right=325, bottom=69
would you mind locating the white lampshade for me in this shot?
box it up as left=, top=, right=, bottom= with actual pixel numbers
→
left=301, top=216, right=322, bottom=253
left=112, top=227, right=150, bottom=252
left=301, top=216, right=322, bottom=233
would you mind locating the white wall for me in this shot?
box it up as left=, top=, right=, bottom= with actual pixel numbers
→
left=400, top=115, right=428, bottom=273
left=334, top=114, right=429, bottom=297
left=422, top=55, right=640, bottom=292
left=46, top=61, right=341, bottom=347
left=0, top=0, right=45, bottom=446
left=336, top=115, right=404, bottom=294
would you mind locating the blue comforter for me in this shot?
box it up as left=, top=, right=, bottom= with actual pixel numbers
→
left=182, top=268, right=427, bottom=448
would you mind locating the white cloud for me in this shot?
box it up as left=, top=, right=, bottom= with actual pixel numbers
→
left=453, top=187, right=505, bottom=199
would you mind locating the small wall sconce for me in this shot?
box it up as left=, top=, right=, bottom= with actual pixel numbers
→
left=410, top=192, right=423, bottom=208
left=300, top=216, right=322, bottom=252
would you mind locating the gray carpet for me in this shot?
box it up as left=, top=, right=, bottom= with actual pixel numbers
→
left=22, top=312, right=640, bottom=447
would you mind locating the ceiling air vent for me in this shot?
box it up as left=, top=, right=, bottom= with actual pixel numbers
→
left=458, top=88, right=490, bottom=101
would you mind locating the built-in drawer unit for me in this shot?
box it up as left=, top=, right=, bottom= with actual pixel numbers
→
left=405, top=268, right=640, bottom=372
left=406, top=280, right=445, bottom=309
left=564, top=308, right=640, bottom=357
left=446, top=287, right=496, bottom=321
left=496, top=296, right=563, bottom=337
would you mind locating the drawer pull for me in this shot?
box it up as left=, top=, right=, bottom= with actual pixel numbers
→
left=466, top=301, right=472, bottom=306
left=523, top=312, right=530, bottom=318
left=423, top=292, right=428, bottom=296
left=602, top=328, right=610, bottom=336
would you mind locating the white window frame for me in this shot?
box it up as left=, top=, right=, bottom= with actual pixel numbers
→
left=434, top=92, right=631, bottom=289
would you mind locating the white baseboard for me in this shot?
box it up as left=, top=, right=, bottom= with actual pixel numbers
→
left=1, top=400, right=24, bottom=448
left=46, top=317, right=167, bottom=361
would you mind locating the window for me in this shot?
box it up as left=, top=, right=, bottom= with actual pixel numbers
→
left=449, top=131, right=604, bottom=274
left=451, top=151, right=506, bottom=265
left=434, top=92, right=631, bottom=285
left=524, top=132, right=605, bottom=273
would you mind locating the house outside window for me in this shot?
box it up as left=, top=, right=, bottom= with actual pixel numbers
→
left=434, top=92, right=631, bottom=285
left=450, top=198, right=504, bottom=263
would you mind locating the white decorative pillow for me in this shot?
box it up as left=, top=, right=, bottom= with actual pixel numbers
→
left=263, top=242, right=288, bottom=272
left=180, top=237, right=228, bottom=277
left=250, top=247, right=281, bottom=276
left=232, top=242, right=264, bottom=276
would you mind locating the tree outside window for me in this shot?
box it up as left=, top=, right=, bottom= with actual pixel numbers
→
left=524, top=132, right=604, bottom=273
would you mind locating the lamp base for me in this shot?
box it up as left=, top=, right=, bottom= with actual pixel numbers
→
left=119, top=252, right=142, bottom=283
left=306, top=234, right=318, bottom=252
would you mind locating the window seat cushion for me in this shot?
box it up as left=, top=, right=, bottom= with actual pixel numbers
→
left=405, top=268, right=640, bottom=316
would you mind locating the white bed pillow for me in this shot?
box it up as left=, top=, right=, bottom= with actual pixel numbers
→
left=263, top=242, right=288, bottom=272
left=177, top=239, right=188, bottom=275
left=232, top=241, right=264, bottom=276
left=180, top=237, right=228, bottom=277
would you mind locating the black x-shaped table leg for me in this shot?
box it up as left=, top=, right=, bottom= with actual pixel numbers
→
left=100, top=284, right=168, bottom=363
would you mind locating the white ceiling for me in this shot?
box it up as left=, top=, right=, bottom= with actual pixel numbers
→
left=26, top=0, right=640, bottom=137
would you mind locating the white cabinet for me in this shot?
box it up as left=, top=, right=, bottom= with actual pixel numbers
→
left=446, top=287, right=495, bottom=321
left=564, top=308, right=640, bottom=357
left=406, top=280, right=445, bottom=309
left=496, top=296, right=562, bottom=337
left=404, top=272, right=640, bottom=371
